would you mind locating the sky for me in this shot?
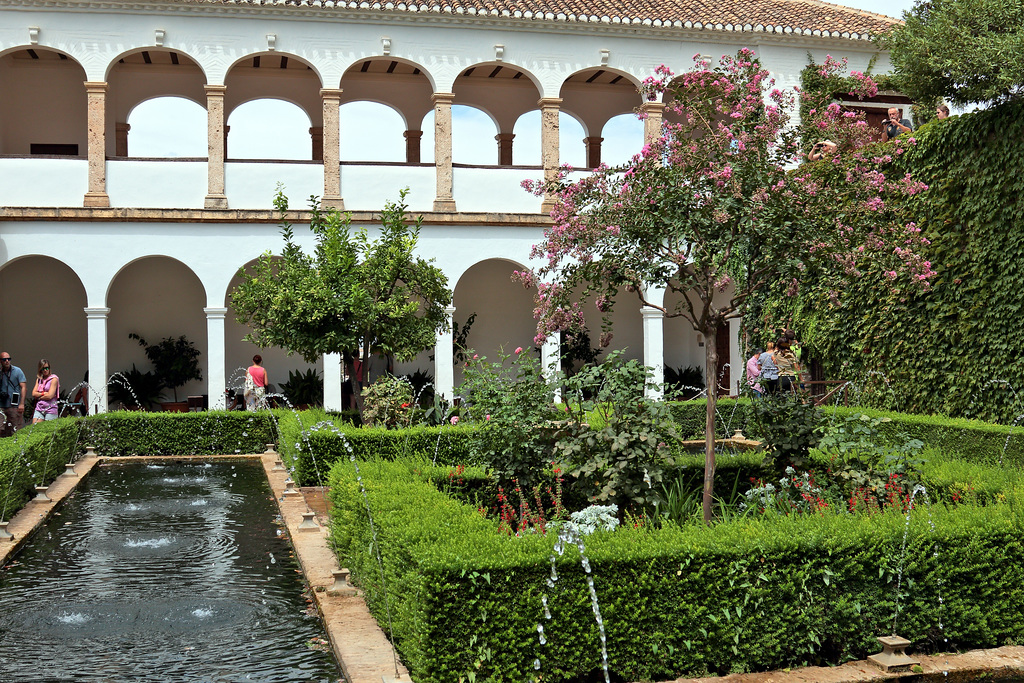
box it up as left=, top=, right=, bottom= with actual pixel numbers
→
left=836, top=0, right=916, bottom=19
left=127, top=0, right=923, bottom=163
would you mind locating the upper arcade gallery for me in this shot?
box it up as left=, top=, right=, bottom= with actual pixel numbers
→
left=0, top=43, right=660, bottom=210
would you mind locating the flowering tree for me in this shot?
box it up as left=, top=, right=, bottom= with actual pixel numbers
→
left=517, top=50, right=933, bottom=523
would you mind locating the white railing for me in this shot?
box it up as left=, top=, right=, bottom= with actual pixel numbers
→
left=454, top=166, right=543, bottom=213
left=341, top=163, right=436, bottom=213
left=225, top=161, right=324, bottom=210
left=108, top=159, right=207, bottom=209
left=0, top=157, right=87, bottom=207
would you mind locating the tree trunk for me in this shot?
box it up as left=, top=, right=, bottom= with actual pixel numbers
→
left=701, top=321, right=719, bottom=524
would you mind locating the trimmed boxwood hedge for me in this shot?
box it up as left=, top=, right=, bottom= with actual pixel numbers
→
left=273, top=410, right=475, bottom=485
left=329, top=456, right=1024, bottom=682
left=80, top=410, right=277, bottom=456
left=669, top=399, right=1024, bottom=465
left=0, top=418, right=86, bottom=521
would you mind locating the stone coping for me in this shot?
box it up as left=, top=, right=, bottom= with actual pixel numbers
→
left=4, top=453, right=1023, bottom=683
left=0, top=206, right=552, bottom=227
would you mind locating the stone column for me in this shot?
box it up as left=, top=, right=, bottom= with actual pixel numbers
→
left=85, top=307, right=109, bottom=413
left=204, top=307, right=227, bottom=410
left=323, top=352, right=343, bottom=411
left=404, top=130, right=422, bottom=164
left=83, top=82, right=109, bottom=207
left=204, top=84, right=229, bottom=209
left=115, top=122, right=131, bottom=157
left=539, top=97, right=562, bottom=213
left=496, top=132, right=515, bottom=166
left=434, top=306, right=456, bottom=401
left=584, top=136, right=603, bottom=169
left=310, top=126, right=324, bottom=161
left=641, top=101, right=666, bottom=145
left=320, top=88, right=345, bottom=209
left=642, top=306, right=665, bottom=400
left=541, top=333, right=562, bottom=403
left=729, top=317, right=742, bottom=397
left=432, top=93, right=456, bottom=212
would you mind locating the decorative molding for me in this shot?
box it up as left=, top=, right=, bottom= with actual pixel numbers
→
left=494, top=43, right=504, bottom=61
left=266, top=32, right=276, bottom=50
left=154, top=28, right=165, bottom=46
left=599, top=48, right=609, bottom=65
left=381, top=35, right=391, bottom=54
left=28, top=25, right=39, bottom=44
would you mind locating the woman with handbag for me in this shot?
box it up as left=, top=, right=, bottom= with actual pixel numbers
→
left=244, top=354, right=268, bottom=411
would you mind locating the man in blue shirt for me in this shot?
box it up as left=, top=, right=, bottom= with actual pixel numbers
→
left=0, top=352, right=26, bottom=436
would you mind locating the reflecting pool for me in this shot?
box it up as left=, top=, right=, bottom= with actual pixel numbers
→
left=0, top=460, right=343, bottom=682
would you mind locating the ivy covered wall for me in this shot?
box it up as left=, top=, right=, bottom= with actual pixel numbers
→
left=753, top=99, right=1024, bottom=423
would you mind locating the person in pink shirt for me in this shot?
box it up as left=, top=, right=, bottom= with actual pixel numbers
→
left=244, top=354, right=269, bottom=411
left=31, top=359, right=60, bottom=422
left=745, top=348, right=763, bottom=398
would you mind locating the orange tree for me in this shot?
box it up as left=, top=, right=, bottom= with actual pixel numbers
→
left=516, top=50, right=933, bottom=523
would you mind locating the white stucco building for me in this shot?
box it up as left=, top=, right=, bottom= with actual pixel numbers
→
left=0, top=0, right=896, bottom=411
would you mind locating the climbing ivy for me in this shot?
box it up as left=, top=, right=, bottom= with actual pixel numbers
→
left=752, top=99, right=1024, bottom=423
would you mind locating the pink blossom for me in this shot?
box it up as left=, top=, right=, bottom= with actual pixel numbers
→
left=450, top=416, right=460, bottom=425
left=514, top=347, right=523, bottom=354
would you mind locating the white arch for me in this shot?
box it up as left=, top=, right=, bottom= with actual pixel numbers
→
left=126, top=96, right=207, bottom=158
left=227, top=98, right=313, bottom=160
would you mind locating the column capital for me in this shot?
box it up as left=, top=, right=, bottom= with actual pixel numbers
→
left=641, top=306, right=665, bottom=320
left=431, top=92, right=455, bottom=105
left=320, top=88, right=343, bottom=100
left=640, top=101, right=666, bottom=114
left=444, top=305, right=457, bottom=317
left=204, top=84, right=227, bottom=97
left=84, top=81, right=107, bottom=94
left=84, top=307, right=111, bottom=318
left=495, top=132, right=515, bottom=142
left=538, top=97, right=563, bottom=110
left=204, top=307, right=228, bottom=319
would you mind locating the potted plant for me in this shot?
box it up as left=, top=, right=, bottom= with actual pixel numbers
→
left=279, top=368, right=323, bottom=410
left=129, top=333, right=203, bottom=412
left=108, top=364, right=165, bottom=411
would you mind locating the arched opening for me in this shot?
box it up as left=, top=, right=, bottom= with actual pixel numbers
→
left=225, top=53, right=322, bottom=160
left=0, top=257, right=88, bottom=401
left=452, top=63, right=542, bottom=166
left=600, top=113, right=645, bottom=166
left=107, top=49, right=206, bottom=157
left=227, top=99, right=313, bottom=160
left=339, top=101, right=406, bottom=162
left=451, top=259, right=537, bottom=385
left=126, top=96, right=207, bottom=157
left=225, top=261, right=324, bottom=401
left=0, top=48, right=87, bottom=156
left=560, top=68, right=643, bottom=169
left=340, top=58, right=433, bottom=164
left=107, top=257, right=207, bottom=408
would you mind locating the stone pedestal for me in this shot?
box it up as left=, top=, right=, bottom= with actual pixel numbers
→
left=867, top=635, right=920, bottom=673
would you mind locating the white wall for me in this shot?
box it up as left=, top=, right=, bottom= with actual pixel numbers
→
left=0, top=158, right=87, bottom=206
left=108, top=160, right=206, bottom=208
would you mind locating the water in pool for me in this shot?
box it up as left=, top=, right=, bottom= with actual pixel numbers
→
left=0, top=460, right=343, bottom=682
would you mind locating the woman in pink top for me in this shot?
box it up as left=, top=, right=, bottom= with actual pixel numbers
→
left=244, top=354, right=268, bottom=411
left=32, top=359, right=60, bottom=423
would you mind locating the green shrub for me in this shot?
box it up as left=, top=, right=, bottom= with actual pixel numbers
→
left=273, top=409, right=475, bottom=485
left=329, top=455, right=1024, bottom=682
left=81, top=410, right=276, bottom=456
left=0, top=418, right=84, bottom=521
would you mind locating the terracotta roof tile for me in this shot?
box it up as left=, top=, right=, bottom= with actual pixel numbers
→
left=175, top=0, right=898, bottom=37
